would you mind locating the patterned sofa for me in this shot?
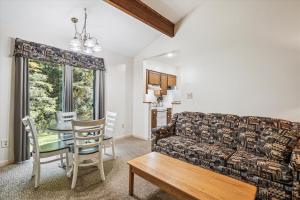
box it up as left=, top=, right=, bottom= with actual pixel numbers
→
left=151, top=112, right=300, bottom=200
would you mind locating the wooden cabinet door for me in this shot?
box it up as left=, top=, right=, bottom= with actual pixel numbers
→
left=160, top=73, right=168, bottom=95
left=148, top=70, right=161, bottom=85
left=167, top=108, right=172, bottom=124
left=151, top=109, right=157, bottom=129
left=167, top=75, right=176, bottom=87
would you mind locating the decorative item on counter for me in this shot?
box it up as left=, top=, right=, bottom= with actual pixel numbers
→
left=167, top=89, right=181, bottom=104
left=144, top=90, right=157, bottom=103
left=148, top=85, right=161, bottom=91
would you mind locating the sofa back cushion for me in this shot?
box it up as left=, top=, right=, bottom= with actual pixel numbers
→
left=174, top=112, right=240, bottom=149
left=174, top=112, right=206, bottom=141
left=208, top=113, right=240, bottom=148
left=238, top=116, right=300, bottom=163
left=257, top=129, right=299, bottom=163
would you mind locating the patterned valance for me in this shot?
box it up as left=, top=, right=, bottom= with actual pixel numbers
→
left=14, top=38, right=105, bottom=71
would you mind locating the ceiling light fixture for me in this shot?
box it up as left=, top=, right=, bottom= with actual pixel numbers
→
left=69, top=8, right=102, bottom=54
left=166, top=52, right=174, bottom=58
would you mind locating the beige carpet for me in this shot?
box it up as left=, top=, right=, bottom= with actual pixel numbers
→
left=0, top=137, right=175, bottom=200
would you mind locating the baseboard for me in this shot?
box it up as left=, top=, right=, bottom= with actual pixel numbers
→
left=0, top=160, right=14, bottom=168
left=114, top=134, right=132, bottom=140
left=132, top=134, right=149, bottom=141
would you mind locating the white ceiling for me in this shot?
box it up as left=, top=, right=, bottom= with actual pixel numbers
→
left=141, top=0, right=204, bottom=23
left=145, top=51, right=182, bottom=67
left=1, top=0, right=200, bottom=57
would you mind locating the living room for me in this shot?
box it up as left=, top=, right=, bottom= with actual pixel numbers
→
left=1, top=0, right=300, bottom=200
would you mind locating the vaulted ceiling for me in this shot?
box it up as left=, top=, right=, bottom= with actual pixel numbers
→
left=141, top=0, right=203, bottom=24
left=1, top=0, right=201, bottom=57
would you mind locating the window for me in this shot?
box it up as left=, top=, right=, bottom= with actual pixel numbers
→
left=73, top=67, right=95, bottom=120
left=28, top=59, right=64, bottom=145
left=28, top=60, right=96, bottom=145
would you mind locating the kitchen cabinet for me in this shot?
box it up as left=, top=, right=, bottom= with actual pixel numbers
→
left=151, top=108, right=172, bottom=129
left=167, top=74, right=176, bottom=87
left=151, top=109, right=157, bottom=129
left=146, top=69, right=177, bottom=96
left=148, top=70, right=161, bottom=85
left=167, top=108, right=172, bottom=124
left=160, top=73, right=168, bottom=95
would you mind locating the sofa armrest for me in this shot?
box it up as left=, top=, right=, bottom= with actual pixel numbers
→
left=291, top=140, right=300, bottom=200
left=151, top=123, right=175, bottom=151
left=290, top=139, right=300, bottom=173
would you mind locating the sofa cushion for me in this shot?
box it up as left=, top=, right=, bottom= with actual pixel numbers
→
left=227, top=150, right=293, bottom=183
left=206, top=113, right=240, bottom=147
left=239, top=131, right=260, bottom=154
left=175, top=112, right=206, bottom=138
left=257, top=129, right=299, bottom=163
left=239, top=116, right=264, bottom=132
left=156, top=136, right=196, bottom=158
left=217, top=127, right=239, bottom=149
left=186, top=143, right=235, bottom=172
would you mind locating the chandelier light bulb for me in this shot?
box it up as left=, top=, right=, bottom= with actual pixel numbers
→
left=93, top=44, right=102, bottom=52
left=69, top=46, right=81, bottom=52
left=69, top=8, right=101, bottom=54
left=84, top=38, right=95, bottom=48
left=69, top=37, right=81, bottom=47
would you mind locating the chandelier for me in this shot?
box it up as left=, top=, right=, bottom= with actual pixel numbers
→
left=69, top=8, right=102, bottom=54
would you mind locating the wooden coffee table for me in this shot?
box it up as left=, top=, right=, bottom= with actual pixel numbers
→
left=128, top=152, right=256, bottom=200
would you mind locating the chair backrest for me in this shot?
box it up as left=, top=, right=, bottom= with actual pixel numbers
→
left=22, top=116, right=39, bottom=156
left=105, top=111, right=117, bottom=137
left=57, top=112, right=77, bottom=123
left=72, top=119, right=105, bottom=154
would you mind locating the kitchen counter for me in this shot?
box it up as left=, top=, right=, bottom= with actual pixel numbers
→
left=151, top=107, right=170, bottom=111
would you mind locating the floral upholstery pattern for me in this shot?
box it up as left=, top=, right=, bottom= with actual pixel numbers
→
left=151, top=112, right=300, bottom=200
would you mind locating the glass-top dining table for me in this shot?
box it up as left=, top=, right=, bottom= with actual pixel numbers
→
left=48, top=122, right=110, bottom=141
left=47, top=121, right=112, bottom=177
left=48, top=122, right=74, bottom=141
left=48, top=122, right=73, bottom=132
left=47, top=122, right=74, bottom=170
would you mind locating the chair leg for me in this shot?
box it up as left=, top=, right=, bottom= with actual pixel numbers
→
left=98, top=151, right=105, bottom=181
left=60, top=154, right=64, bottom=167
left=34, top=161, right=40, bottom=188
left=111, top=139, right=116, bottom=159
left=67, top=152, right=73, bottom=178
left=103, top=143, right=107, bottom=155
left=32, top=159, right=36, bottom=177
left=71, top=162, right=78, bottom=189
left=65, top=152, right=70, bottom=169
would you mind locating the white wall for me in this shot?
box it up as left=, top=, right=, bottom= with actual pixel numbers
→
left=132, top=0, right=300, bottom=139
left=0, top=1, right=133, bottom=163
left=143, top=59, right=178, bottom=76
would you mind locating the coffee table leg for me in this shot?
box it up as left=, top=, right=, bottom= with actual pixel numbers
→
left=129, top=165, right=134, bottom=196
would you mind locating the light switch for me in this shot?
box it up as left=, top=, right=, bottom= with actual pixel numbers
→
left=186, top=92, right=193, bottom=99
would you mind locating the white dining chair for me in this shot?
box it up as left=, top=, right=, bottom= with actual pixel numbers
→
left=56, top=111, right=77, bottom=166
left=56, top=111, right=77, bottom=140
left=22, top=116, right=71, bottom=188
left=103, top=111, right=117, bottom=159
left=71, top=119, right=106, bottom=189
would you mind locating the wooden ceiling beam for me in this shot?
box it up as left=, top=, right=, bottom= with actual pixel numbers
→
left=105, top=0, right=175, bottom=37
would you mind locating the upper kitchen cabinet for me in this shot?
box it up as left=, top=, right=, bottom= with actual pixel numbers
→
left=146, top=69, right=177, bottom=96
left=160, top=73, right=168, bottom=95
left=167, top=74, right=176, bottom=87
left=147, top=70, right=161, bottom=85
